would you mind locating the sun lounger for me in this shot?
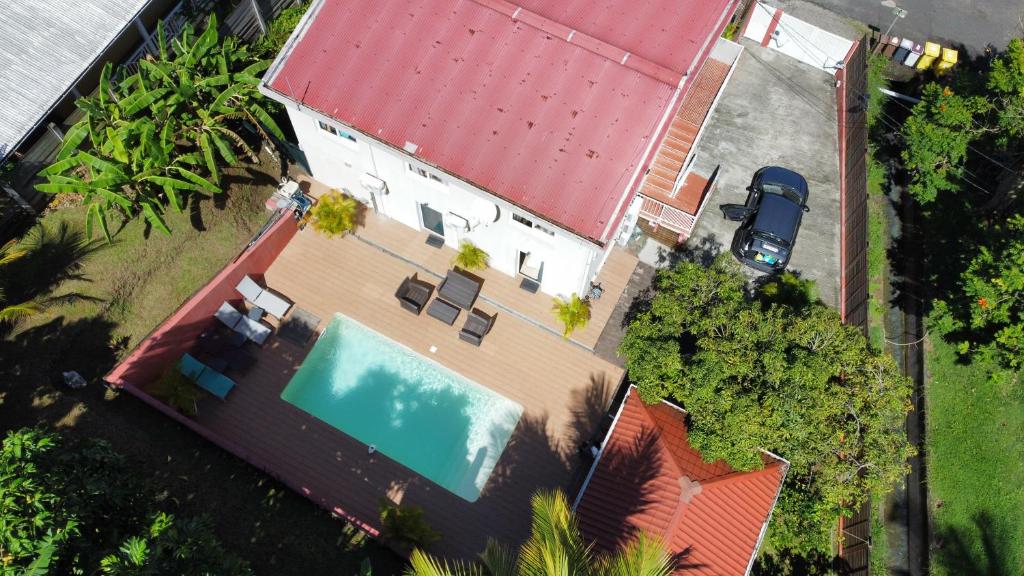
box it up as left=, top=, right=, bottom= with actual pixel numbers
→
left=459, top=309, right=495, bottom=346
left=236, top=275, right=293, bottom=319
left=179, top=353, right=236, bottom=400
left=395, top=273, right=434, bottom=315
left=215, top=301, right=271, bottom=345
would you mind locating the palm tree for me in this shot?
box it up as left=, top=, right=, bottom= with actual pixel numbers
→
left=310, top=191, right=360, bottom=237
left=405, top=490, right=676, bottom=576
left=552, top=294, right=591, bottom=339
left=0, top=240, right=40, bottom=321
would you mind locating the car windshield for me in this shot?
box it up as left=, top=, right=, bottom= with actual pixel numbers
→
left=760, top=183, right=802, bottom=205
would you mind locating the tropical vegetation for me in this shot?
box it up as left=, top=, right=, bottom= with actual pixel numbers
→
left=309, top=190, right=361, bottom=237
left=620, top=255, right=913, bottom=554
left=452, top=241, right=489, bottom=270
left=552, top=293, right=590, bottom=339
left=0, top=240, right=39, bottom=322
left=378, top=499, right=440, bottom=553
left=35, top=14, right=282, bottom=240
left=405, top=490, right=677, bottom=576
left=0, top=428, right=250, bottom=574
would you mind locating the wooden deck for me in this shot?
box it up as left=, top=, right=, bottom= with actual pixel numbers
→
left=299, top=177, right=639, bottom=351
left=193, top=222, right=626, bottom=558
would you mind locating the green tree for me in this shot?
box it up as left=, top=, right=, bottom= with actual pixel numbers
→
left=36, top=15, right=282, bottom=239
left=406, top=490, right=676, bottom=576
left=901, top=83, right=989, bottom=204
left=987, top=38, right=1024, bottom=147
left=620, top=255, right=914, bottom=553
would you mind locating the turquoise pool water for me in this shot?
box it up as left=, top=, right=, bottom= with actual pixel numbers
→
left=281, top=313, right=523, bottom=502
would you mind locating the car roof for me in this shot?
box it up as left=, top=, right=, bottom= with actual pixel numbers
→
left=755, top=166, right=809, bottom=203
left=752, top=193, right=801, bottom=245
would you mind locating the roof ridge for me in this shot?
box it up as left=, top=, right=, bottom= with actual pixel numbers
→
left=467, top=0, right=683, bottom=86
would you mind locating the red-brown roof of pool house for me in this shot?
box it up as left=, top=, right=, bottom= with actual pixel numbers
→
left=574, top=387, right=789, bottom=575
left=263, top=0, right=738, bottom=243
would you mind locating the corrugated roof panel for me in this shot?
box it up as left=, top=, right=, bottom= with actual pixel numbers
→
left=0, top=0, right=152, bottom=156
left=576, top=390, right=788, bottom=575
left=266, top=0, right=732, bottom=242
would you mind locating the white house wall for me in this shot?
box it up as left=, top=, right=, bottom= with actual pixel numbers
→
left=287, top=104, right=602, bottom=299
left=743, top=2, right=853, bottom=75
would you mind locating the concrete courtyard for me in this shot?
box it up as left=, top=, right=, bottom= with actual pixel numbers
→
left=638, top=38, right=842, bottom=309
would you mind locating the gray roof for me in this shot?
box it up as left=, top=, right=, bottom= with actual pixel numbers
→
left=0, top=0, right=152, bottom=158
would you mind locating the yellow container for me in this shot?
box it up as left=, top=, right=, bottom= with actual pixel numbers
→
left=915, top=42, right=941, bottom=70
left=935, top=47, right=958, bottom=74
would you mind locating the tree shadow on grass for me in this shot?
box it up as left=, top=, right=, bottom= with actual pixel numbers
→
left=932, top=511, right=1013, bottom=576
left=3, top=222, right=104, bottom=305
left=0, top=316, right=123, bottom=391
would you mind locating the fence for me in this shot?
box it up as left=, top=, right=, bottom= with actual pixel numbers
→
left=835, top=38, right=871, bottom=576
left=224, top=0, right=303, bottom=42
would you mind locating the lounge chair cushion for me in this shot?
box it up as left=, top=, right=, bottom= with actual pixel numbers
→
left=180, top=353, right=207, bottom=380
left=179, top=353, right=235, bottom=400
left=253, top=289, right=292, bottom=319
left=236, top=275, right=264, bottom=303
left=215, top=302, right=244, bottom=330
left=236, top=316, right=271, bottom=345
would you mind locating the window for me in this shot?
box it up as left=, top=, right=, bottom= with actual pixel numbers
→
left=407, top=163, right=444, bottom=184
left=317, top=120, right=357, bottom=143
left=513, top=213, right=555, bottom=237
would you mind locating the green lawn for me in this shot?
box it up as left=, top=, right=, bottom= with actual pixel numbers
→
left=0, top=157, right=404, bottom=575
left=926, top=337, right=1024, bottom=575
left=866, top=152, right=888, bottom=352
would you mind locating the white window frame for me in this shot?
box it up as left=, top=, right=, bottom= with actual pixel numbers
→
left=317, top=120, right=357, bottom=143
left=407, top=162, right=445, bottom=184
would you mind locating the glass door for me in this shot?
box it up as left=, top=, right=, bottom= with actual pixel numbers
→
left=419, top=204, right=445, bottom=237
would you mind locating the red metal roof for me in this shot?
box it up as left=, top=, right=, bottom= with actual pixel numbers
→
left=575, top=388, right=788, bottom=575
left=265, top=0, right=735, bottom=243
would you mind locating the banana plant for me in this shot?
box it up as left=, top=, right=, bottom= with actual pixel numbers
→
left=36, top=15, right=281, bottom=239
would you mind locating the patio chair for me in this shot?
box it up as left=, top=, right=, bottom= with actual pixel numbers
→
left=459, top=309, right=495, bottom=346
left=395, top=273, right=434, bottom=315
left=236, top=275, right=293, bottom=320
left=179, top=353, right=236, bottom=400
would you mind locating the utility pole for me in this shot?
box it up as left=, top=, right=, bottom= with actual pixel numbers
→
left=883, top=6, right=909, bottom=38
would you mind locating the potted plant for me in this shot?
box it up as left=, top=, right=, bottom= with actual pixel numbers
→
left=309, top=190, right=360, bottom=237
left=452, top=240, right=489, bottom=271
left=552, top=293, right=590, bottom=339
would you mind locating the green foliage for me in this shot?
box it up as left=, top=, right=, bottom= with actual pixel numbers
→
left=0, top=240, right=41, bottom=322
left=722, top=22, right=738, bottom=41
left=310, top=191, right=360, bottom=237
left=152, top=363, right=199, bottom=416
left=0, top=428, right=247, bottom=574
left=866, top=54, right=890, bottom=129
left=36, top=15, right=282, bottom=240
left=452, top=241, right=489, bottom=271
left=406, top=490, right=676, bottom=576
left=254, top=2, right=311, bottom=58
left=758, top=272, right=817, bottom=310
left=987, top=38, right=1024, bottom=147
left=901, top=84, right=990, bottom=204
left=619, top=255, right=914, bottom=553
left=552, top=293, right=591, bottom=339
left=98, top=513, right=251, bottom=575
left=379, top=499, right=440, bottom=551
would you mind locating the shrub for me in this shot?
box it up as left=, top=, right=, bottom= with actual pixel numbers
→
left=552, top=293, right=591, bottom=339
left=378, top=499, right=439, bottom=553
left=452, top=240, right=489, bottom=270
left=310, top=190, right=360, bottom=237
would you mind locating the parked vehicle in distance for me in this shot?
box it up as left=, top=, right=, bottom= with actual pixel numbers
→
left=720, top=166, right=810, bottom=274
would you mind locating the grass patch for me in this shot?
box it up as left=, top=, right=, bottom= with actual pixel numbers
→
left=926, top=337, right=1024, bottom=575
left=1, top=156, right=404, bottom=575
left=866, top=152, right=888, bottom=351
left=870, top=493, right=888, bottom=574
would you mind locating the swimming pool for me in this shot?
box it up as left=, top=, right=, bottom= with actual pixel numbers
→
left=281, top=313, right=523, bottom=502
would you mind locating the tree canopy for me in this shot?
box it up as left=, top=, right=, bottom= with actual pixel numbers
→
left=36, top=15, right=282, bottom=240
left=620, top=256, right=914, bottom=553
left=0, top=428, right=249, bottom=575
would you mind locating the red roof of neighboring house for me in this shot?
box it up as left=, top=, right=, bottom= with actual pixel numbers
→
left=264, top=0, right=735, bottom=243
left=575, top=388, right=788, bottom=575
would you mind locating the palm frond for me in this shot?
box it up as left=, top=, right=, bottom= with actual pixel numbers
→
left=405, top=549, right=482, bottom=576
left=596, top=533, right=676, bottom=576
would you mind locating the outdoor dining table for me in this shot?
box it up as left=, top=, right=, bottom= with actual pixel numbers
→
left=437, top=269, right=482, bottom=310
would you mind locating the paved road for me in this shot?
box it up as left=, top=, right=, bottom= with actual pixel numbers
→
left=807, top=0, right=1021, bottom=54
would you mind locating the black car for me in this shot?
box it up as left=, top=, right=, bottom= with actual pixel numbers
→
left=721, top=166, right=810, bottom=274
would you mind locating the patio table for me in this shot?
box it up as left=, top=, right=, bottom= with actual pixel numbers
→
left=427, top=299, right=460, bottom=325
left=437, top=269, right=482, bottom=310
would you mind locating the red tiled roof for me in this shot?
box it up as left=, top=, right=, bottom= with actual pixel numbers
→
left=575, top=388, right=788, bottom=575
left=265, top=0, right=736, bottom=243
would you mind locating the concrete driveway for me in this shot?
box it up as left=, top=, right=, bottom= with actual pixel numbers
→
left=682, top=39, right=841, bottom=308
